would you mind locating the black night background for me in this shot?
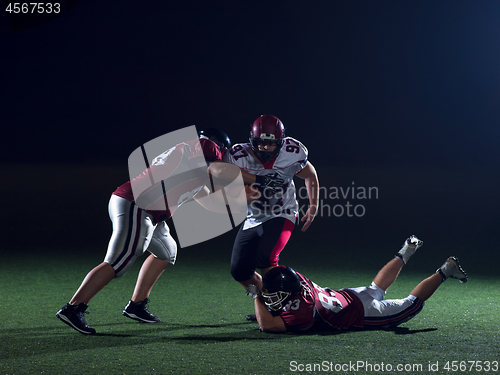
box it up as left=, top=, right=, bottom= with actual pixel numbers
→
left=2, top=1, right=499, bottom=275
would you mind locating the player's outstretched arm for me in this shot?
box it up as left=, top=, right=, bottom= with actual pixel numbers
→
left=296, top=161, right=319, bottom=232
left=193, top=163, right=258, bottom=211
left=246, top=284, right=287, bottom=333
left=192, top=186, right=230, bottom=213
left=254, top=296, right=287, bottom=333
left=208, top=161, right=257, bottom=185
left=208, top=162, right=284, bottom=189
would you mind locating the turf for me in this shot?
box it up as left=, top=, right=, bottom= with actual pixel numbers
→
left=1, top=240, right=498, bottom=375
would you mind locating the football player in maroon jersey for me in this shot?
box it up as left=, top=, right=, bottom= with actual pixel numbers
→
left=56, top=128, right=278, bottom=335
left=246, top=235, right=468, bottom=333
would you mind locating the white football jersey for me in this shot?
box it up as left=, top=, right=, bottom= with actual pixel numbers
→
left=223, top=137, right=308, bottom=229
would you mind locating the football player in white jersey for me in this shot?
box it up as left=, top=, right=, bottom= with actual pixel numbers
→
left=223, top=115, right=319, bottom=297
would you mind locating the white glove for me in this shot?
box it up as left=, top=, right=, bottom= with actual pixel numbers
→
left=246, top=284, right=261, bottom=299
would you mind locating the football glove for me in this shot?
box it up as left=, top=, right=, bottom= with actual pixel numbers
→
left=254, top=173, right=284, bottom=194
left=246, top=284, right=261, bottom=299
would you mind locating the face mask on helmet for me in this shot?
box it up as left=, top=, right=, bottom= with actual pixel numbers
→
left=249, top=115, right=285, bottom=162
left=262, top=266, right=301, bottom=311
left=262, top=290, right=294, bottom=311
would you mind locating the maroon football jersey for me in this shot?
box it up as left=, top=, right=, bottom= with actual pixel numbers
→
left=113, top=138, right=222, bottom=223
left=279, top=272, right=364, bottom=331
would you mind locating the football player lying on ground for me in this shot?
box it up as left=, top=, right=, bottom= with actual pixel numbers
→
left=246, top=235, right=468, bottom=333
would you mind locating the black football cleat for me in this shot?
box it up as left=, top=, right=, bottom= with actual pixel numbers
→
left=122, top=298, right=161, bottom=323
left=246, top=314, right=257, bottom=321
left=56, top=303, right=96, bottom=335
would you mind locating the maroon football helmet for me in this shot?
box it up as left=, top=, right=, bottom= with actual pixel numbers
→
left=250, top=115, right=285, bottom=161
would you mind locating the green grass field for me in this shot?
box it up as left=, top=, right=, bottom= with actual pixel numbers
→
left=1, top=237, right=498, bottom=375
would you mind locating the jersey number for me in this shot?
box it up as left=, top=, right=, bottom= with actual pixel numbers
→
left=285, top=139, right=300, bottom=154
left=318, top=292, right=343, bottom=313
left=229, top=145, right=248, bottom=161
left=283, top=299, right=300, bottom=312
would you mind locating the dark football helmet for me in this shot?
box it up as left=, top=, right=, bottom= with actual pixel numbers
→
left=198, top=128, right=232, bottom=151
left=249, top=115, right=285, bottom=162
left=262, top=266, right=302, bottom=311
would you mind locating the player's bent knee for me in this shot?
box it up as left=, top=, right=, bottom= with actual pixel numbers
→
left=152, top=251, right=176, bottom=265
left=148, top=222, right=178, bottom=264
left=149, top=244, right=177, bottom=265
left=230, top=264, right=254, bottom=282
left=105, top=256, right=137, bottom=278
left=148, top=236, right=177, bottom=264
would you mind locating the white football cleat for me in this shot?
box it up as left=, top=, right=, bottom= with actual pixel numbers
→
left=396, top=235, right=423, bottom=264
left=438, top=256, right=468, bottom=283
